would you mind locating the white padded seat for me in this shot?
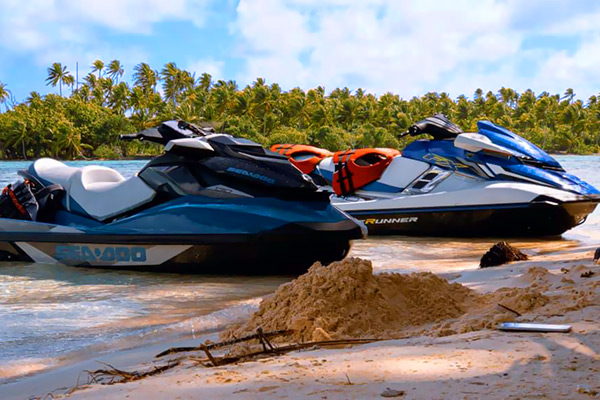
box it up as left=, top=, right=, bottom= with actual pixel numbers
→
left=30, top=158, right=80, bottom=187
left=29, top=158, right=156, bottom=221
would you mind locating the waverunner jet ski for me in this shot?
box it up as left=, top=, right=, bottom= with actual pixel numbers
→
left=273, top=114, right=599, bottom=237
left=0, top=121, right=365, bottom=273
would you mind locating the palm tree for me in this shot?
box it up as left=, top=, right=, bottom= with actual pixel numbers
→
left=198, top=73, right=212, bottom=92
left=45, top=63, right=70, bottom=96
left=63, top=74, right=75, bottom=95
left=26, top=91, right=42, bottom=105
left=4, top=117, right=30, bottom=159
left=161, top=62, right=184, bottom=105
left=133, top=62, right=158, bottom=93
left=0, top=81, right=11, bottom=110
left=91, top=59, right=105, bottom=78
left=83, top=73, right=98, bottom=89
left=107, top=60, right=124, bottom=83
left=57, top=129, right=84, bottom=158
left=109, top=82, right=130, bottom=114
left=562, top=88, right=575, bottom=104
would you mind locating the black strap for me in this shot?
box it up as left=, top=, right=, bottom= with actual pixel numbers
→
left=335, top=150, right=355, bottom=196
left=274, top=144, right=293, bottom=155
left=34, top=184, right=64, bottom=201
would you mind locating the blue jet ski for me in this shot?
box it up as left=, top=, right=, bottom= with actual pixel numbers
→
left=0, top=121, right=365, bottom=273
left=274, top=114, right=599, bottom=237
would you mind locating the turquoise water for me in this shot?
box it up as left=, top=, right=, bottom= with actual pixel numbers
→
left=0, top=156, right=599, bottom=387
left=0, top=160, right=148, bottom=186
left=0, top=160, right=290, bottom=385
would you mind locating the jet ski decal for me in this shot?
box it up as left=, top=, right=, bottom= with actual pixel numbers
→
left=225, top=167, right=276, bottom=185
left=423, top=153, right=470, bottom=171
left=363, top=217, right=418, bottom=225
left=54, top=245, right=147, bottom=263
left=13, top=242, right=193, bottom=266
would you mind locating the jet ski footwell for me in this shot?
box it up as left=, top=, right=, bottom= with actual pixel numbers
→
left=346, top=199, right=598, bottom=237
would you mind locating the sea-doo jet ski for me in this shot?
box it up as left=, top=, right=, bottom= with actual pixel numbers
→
left=273, top=114, right=599, bottom=237
left=0, top=121, right=365, bottom=273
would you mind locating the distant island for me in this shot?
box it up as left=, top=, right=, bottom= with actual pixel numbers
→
left=1, top=60, right=599, bottom=160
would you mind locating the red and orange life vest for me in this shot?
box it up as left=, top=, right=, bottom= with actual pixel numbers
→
left=332, top=148, right=400, bottom=196
left=271, top=144, right=333, bottom=174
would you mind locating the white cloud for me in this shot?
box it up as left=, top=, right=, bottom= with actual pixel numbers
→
left=536, top=35, right=600, bottom=97
left=187, top=58, right=225, bottom=80
left=3, top=0, right=600, bottom=101
left=0, top=0, right=211, bottom=66
left=232, top=0, right=600, bottom=99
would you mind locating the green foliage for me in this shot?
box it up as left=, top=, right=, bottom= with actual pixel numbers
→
left=267, top=126, right=308, bottom=146
left=93, top=144, right=122, bottom=159
left=2, top=65, right=600, bottom=161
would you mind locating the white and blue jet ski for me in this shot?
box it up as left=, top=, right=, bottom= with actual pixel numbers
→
left=0, top=121, right=365, bottom=273
left=273, top=115, right=599, bottom=237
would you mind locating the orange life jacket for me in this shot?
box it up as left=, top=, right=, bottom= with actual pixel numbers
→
left=332, top=148, right=400, bottom=196
left=271, top=144, right=333, bottom=174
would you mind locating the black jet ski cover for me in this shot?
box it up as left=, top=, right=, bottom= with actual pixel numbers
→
left=409, top=114, right=463, bottom=140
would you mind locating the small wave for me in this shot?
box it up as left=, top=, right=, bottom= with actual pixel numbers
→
left=0, top=357, right=57, bottom=381
left=133, top=297, right=263, bottom=340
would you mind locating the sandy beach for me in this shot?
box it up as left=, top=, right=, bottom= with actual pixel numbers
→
left=6, top=239, right=597, bottom=400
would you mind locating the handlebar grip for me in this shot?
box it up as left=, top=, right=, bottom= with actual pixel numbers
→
left=119, top=134, right=140, bottom=141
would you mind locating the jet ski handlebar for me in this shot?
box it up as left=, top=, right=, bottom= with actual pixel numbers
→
left=119, top=133, right=140, bottom=141
left=398, top=114, right=464, bottom=140
left=118, top=120, right=217, bottom=146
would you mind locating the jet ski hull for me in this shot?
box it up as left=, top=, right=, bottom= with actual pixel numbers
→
left=344, top=199, right=598, bottom=237
left=0, top=219, right=361, bottom=274
left=0, top=195, right=365, bottom=274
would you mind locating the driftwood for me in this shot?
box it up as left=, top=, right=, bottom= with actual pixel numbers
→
left=480, top=241, right=528, bottom=268
left=84, top=360, right=181, bottom=385
left=155, top=328, right=294, bottom=358
left=83, top=329, right=383, bottom=388
left=496, top=303, right=522, bottom=317
left=192, top=337, right=382, bottom=367
left=50, top=326, right=387, bottom=400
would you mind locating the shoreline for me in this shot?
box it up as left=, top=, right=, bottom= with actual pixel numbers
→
left=4, top=243, right=598, bottom=400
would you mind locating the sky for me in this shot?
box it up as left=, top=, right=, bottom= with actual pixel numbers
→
left=1, top=0, right=600, bottom=103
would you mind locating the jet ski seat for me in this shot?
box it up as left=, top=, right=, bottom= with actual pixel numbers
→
left=28, top=158, right=80, bottom=188
left=28, top=158, right=156, bottom=221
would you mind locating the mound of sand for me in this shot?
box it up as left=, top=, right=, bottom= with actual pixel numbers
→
left=223, top=258, right=476, bottom=342
left=223, top=258, right=600, bottom=343
left=426, top=264, right=599, bottom=336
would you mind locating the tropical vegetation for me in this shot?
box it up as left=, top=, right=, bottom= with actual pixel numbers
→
left=1, top=60, right=600, bottom=160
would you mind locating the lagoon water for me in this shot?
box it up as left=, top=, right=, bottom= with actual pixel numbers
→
left=0, top=156, right=599, bottom=385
